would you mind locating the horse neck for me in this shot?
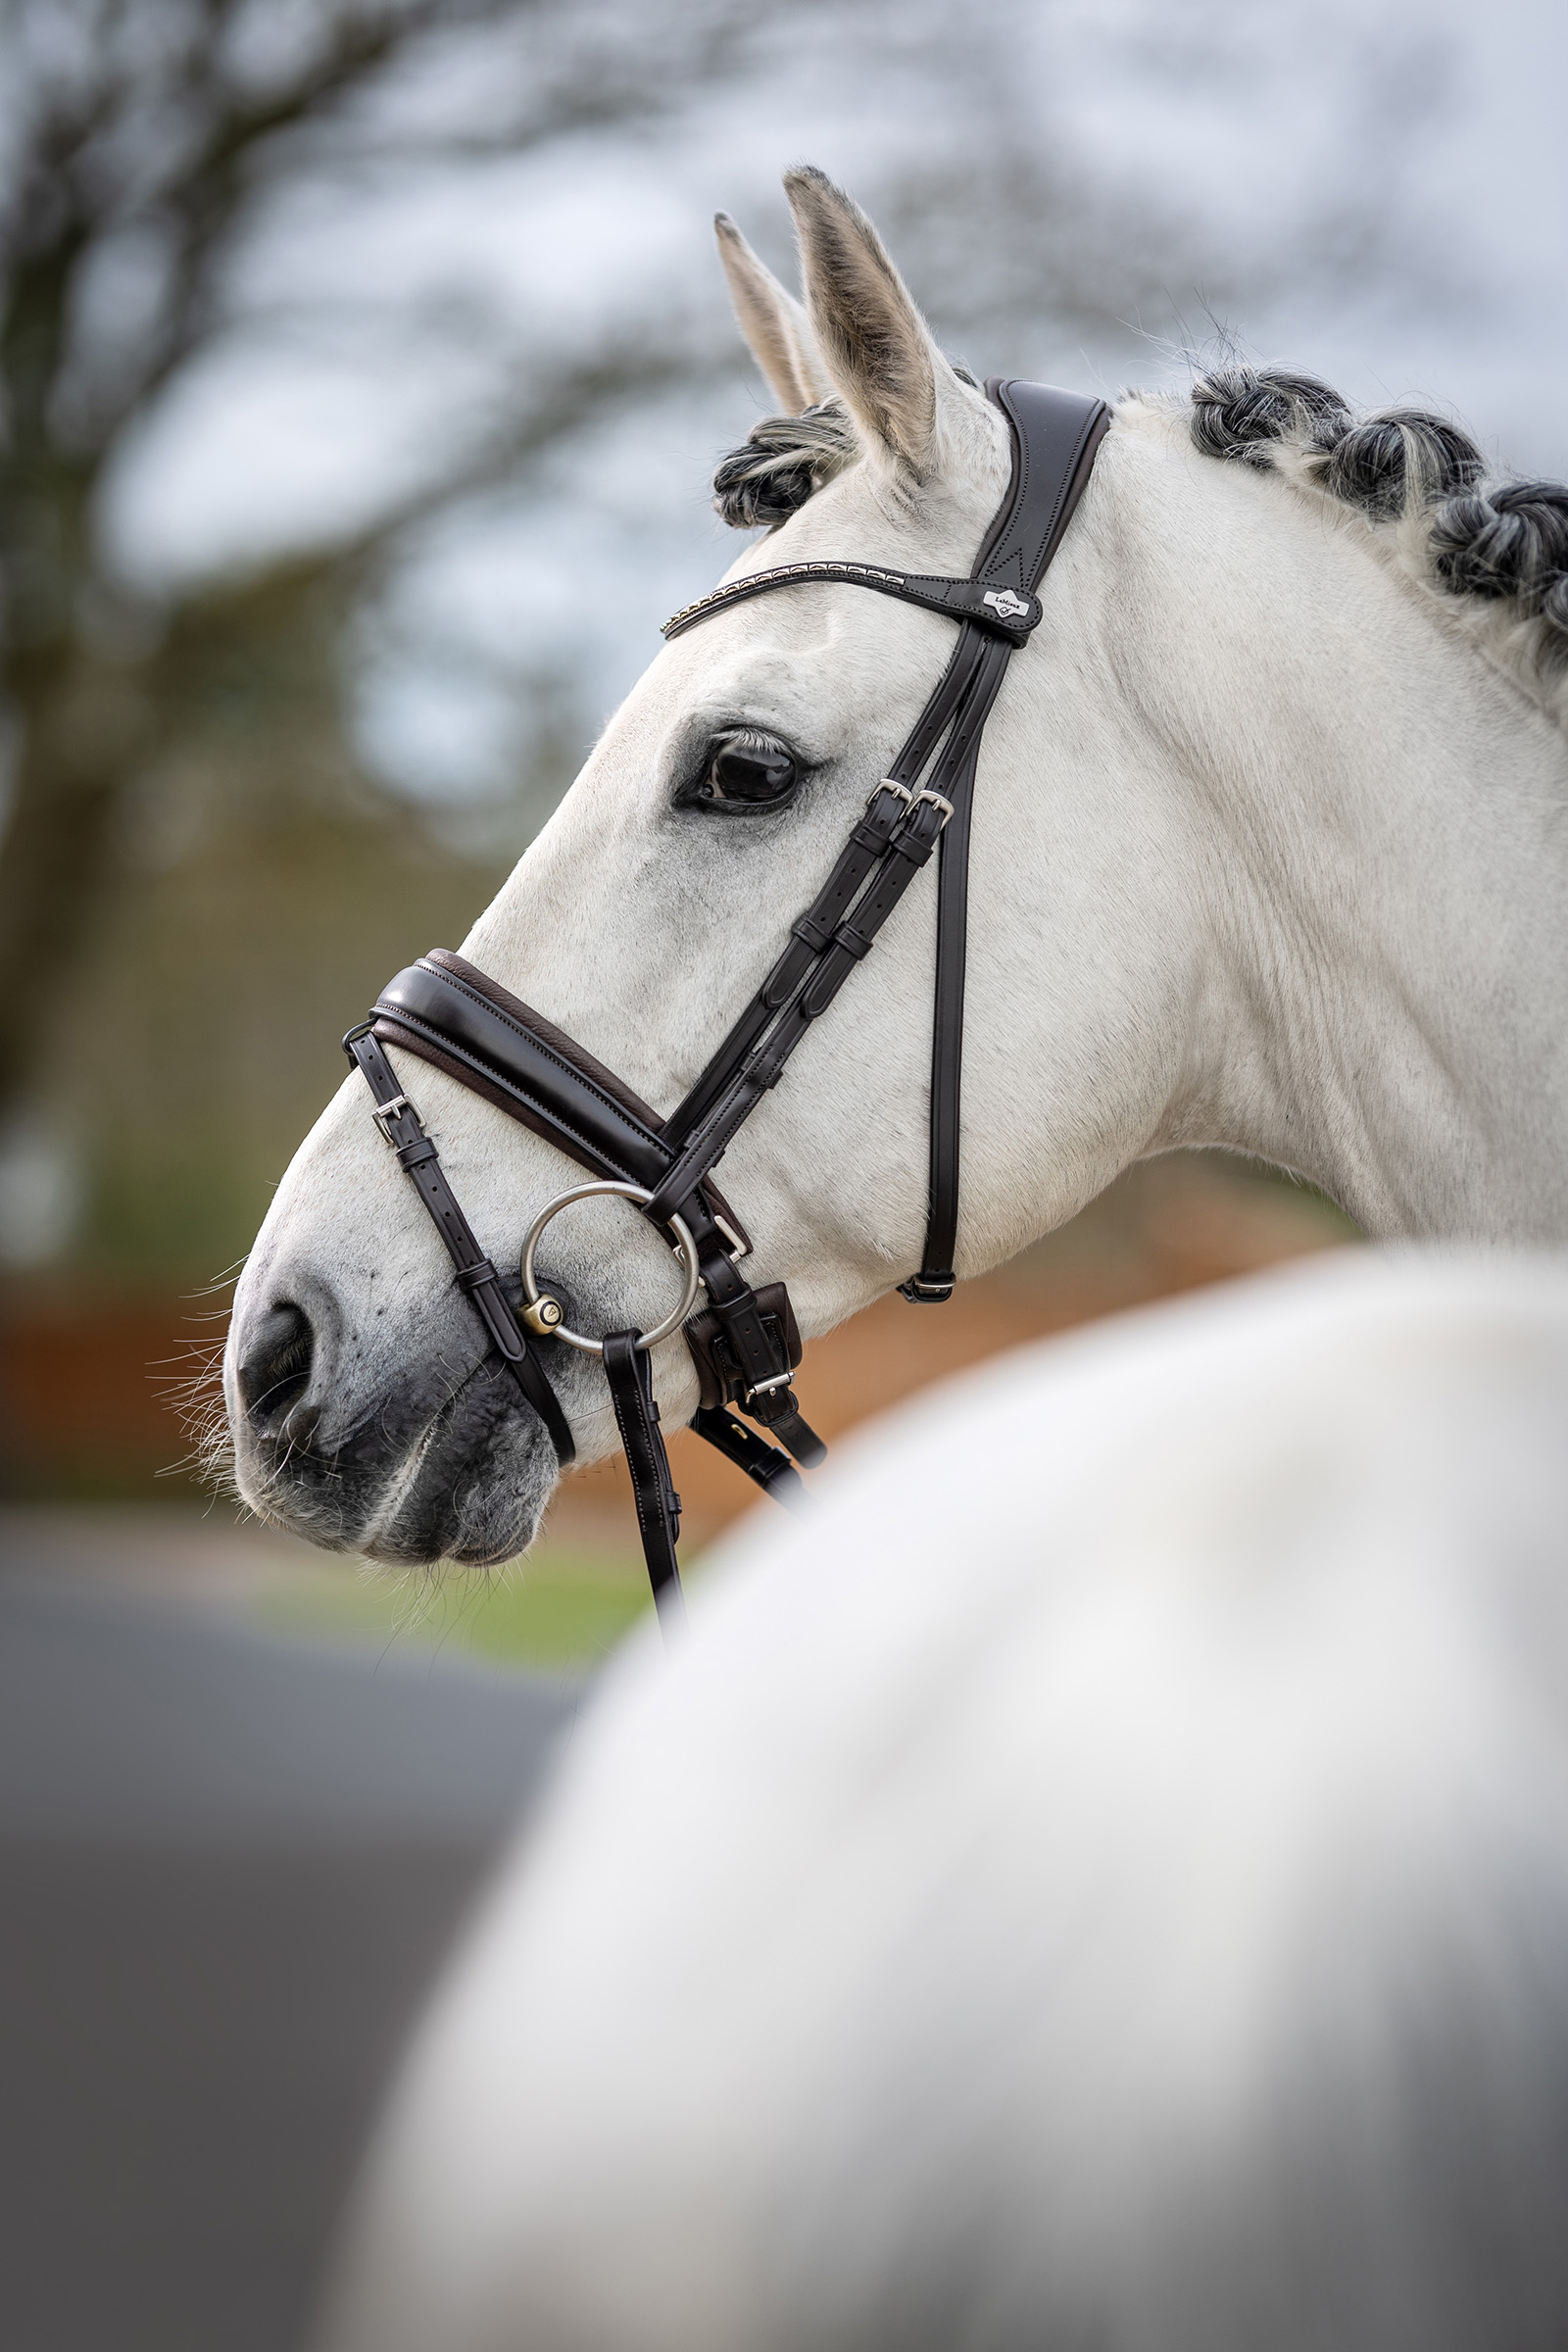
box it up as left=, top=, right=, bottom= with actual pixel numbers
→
left=1096, top=416, right=1568, bottom=1244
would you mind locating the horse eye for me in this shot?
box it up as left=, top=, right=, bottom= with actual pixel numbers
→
left=691, top=738, right=799, bottom=809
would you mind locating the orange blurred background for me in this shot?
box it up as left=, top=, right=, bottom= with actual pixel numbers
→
left=1, top=1150, right=1347, bottom=1539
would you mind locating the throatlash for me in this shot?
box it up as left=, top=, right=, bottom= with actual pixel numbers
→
left=343, top=378, right=1109, bottom=1626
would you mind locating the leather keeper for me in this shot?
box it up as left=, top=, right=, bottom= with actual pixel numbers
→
left=683, top=1281, right=803, bottom=1412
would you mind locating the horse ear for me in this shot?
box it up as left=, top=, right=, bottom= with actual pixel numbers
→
left=783, top=166, right=954, bottom=480
left=714, top=214, right=829, bottom=417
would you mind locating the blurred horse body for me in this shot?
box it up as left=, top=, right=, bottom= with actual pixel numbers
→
left=223, top=170, right=1568, bottom=1567
left=318, top=1250, right=1568, bottom=2352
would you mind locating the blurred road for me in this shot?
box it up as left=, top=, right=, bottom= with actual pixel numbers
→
left=0, top=1516, right=578, bottom=2352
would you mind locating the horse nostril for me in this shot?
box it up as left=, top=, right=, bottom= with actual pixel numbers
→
left=238, top=1301, right=316, bottom=1436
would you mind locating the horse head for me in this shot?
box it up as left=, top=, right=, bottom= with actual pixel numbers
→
left=222, top=167, right=1568, bottom=1568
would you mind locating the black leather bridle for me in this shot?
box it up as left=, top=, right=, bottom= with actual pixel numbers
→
left=342, top=380, right=1108, bottom=1625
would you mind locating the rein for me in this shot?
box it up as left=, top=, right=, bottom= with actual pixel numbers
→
left=343, top=379, right=1108, bottom=1625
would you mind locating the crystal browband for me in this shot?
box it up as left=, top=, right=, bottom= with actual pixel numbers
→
left=662, top=562, right=1044, bottom=646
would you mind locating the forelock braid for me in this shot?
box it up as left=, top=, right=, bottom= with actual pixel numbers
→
left=712, top=401, right=858, bottom=529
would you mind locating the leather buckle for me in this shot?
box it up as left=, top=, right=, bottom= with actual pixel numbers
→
left=683, top=1281, right=802, bottom=1412
left=370, top=1094, right=413, bottom=1136
left=911, top=788, right=954, bottom=830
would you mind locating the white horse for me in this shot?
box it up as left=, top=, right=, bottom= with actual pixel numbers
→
left=221, top=168, right=1568, bottom=1563
left=315, top=1250, right=1568, bottom=2352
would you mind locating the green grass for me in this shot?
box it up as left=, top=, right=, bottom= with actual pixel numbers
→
left=249, top=1537, right=656, bottom=1672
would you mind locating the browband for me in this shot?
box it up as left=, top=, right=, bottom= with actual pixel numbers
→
left=663, top=564, right=1044, bottom=647
left=663, top=383, right=1106, bottom=647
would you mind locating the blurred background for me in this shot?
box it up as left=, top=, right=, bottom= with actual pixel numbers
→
left=1, top=1, right=1563, bottom=2343
left=8, top=0, right=1568, bottom=1587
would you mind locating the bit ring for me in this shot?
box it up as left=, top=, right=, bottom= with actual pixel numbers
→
left=519, top=1181, right=701, bottom=1355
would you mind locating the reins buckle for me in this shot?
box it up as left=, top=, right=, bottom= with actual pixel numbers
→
left=870, top=780, right=954, bottom=830
left=911, top=788, right=955, bottom=830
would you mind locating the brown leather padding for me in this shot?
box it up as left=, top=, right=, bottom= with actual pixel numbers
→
left=426, top=950, right=665, bottom=1131
left=373, top=948, right=752, bottom=1250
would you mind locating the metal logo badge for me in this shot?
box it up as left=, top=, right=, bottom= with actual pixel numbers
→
left=982, top=588, right=1031, bottom=621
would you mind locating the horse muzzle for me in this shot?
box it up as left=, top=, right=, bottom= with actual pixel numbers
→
left=225, top=1272, right=567, bottom=1568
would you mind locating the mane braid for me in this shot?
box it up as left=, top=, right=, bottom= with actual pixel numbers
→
left=1189, top=366, right=1568, bottom=687
left=713, top=398, right=858, bottom=528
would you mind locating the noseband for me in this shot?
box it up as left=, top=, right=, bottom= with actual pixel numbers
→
left=343, top=380, right=1108, bottom=1625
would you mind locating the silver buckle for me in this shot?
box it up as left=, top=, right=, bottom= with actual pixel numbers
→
left=712, top=1212, right=751, bottom=1262
left=371, top=1095, right=412, bottom=1134
left=745, top=1368, right=795, bottom=1399
left=868, top=781, right=953, bottom=828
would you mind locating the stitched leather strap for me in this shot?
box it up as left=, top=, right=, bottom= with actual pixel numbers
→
left=602, top=1329, right=685, bottom=1630
left=976, top=382, right=1111, bottom=598
left=343, top=1026, right=577, bottom=1467
left=641, top=786, right=949, bottom=1232
left=903, top=381, right=1110, bottom=1299
left=662, top=631, right=987, bottom=1149
left=899, top=632, right=1011, bottom=1296
left=690, top=1405, right=810, bottom=1512
left=690, top=1243, right=825, bottom=1467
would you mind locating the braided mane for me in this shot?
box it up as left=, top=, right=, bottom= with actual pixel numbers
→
left=1190, top=368, right=1568, bottom=710
left=710, top=360, right=1568, bottom=720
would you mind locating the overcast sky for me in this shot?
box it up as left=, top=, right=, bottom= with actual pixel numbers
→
left=101, top=0, right=1568, bottom=808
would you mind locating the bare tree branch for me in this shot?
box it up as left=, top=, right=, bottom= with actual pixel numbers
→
left=0, top=0, right=787, bottom=1127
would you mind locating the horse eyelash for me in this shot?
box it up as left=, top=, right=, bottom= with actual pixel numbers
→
left=673, top=728, right=806, bottom=813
